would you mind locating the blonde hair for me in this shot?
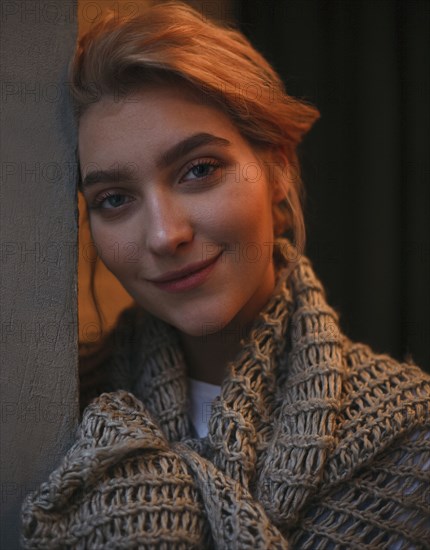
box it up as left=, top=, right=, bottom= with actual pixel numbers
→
left=70, top=0, right=319, bottom=256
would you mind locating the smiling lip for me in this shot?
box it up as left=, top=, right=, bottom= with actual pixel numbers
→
left=147, top=251, right=223, bottom=293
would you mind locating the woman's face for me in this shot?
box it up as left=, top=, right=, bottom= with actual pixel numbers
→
left=79, top=85, right=280, bottom=337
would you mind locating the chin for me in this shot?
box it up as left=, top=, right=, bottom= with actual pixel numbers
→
left=168, top=307, right=238, bottom=339
left=172, top=317, right=229, bottom=338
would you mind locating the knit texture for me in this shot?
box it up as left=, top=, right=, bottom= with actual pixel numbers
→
left=21, top=239, right=430, bottom=549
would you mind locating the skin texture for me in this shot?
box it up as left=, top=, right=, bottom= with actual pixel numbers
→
left=79, top=85, right=282, bottom=385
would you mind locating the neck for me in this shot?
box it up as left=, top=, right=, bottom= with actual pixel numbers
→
left=179, top=319, right=252, bottom=386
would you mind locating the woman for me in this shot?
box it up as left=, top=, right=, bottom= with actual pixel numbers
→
left=21, top=2, right=429, bottom=548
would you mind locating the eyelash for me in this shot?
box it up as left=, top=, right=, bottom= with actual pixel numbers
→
left=89, top=159, right=222, bottom=211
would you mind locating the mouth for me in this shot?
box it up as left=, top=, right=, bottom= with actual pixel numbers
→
left=148, top=251, right=223, bottom=283
left=147, top=251, right=223, bottom=293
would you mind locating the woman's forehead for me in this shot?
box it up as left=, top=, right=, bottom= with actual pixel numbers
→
left=78, top=85, right=243, bottom=154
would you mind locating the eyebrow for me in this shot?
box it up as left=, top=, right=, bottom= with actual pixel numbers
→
left=81, top=132, right=231, bottom=189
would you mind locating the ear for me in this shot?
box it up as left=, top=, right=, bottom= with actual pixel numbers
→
left=271, top=176, right=288, bottom=205
left=260, top=147, right=291, bottom=205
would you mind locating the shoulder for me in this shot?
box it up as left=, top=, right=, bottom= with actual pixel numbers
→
left=340, top=337, right=430, bottom=434
left=328, top=336, right=430, bottom=480
left=292, top=339, right=430, bottom=548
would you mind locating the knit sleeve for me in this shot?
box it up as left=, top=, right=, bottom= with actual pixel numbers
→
left=21, top=391, right=213, bottom=549
left=288, top=423, right=430, bottom=548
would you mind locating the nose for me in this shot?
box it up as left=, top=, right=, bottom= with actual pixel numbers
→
left=145, top=188, right=194, bottom=256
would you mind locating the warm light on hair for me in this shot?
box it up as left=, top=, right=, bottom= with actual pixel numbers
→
left=70, top=0, right=320, bottom=256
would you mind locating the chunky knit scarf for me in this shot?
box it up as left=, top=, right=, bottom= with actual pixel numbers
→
left=21, top=239, right=430, bottom=549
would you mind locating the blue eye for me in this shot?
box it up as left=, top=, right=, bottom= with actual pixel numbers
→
left=105, top=194, right=126, bottom=207
left=90, top=192, right=131, bottom=210
left=181, top=160, right=221, bottom=182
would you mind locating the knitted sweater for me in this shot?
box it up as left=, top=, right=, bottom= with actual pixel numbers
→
left=21, top=239, right=430, bottom=549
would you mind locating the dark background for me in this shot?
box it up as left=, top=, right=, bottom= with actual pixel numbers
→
left=231, top=0, right=429, bottom=372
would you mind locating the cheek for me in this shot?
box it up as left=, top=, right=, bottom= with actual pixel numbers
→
left=209, top=181, right=274, bottom=237
left=89, top=222, right=131, bottom=277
